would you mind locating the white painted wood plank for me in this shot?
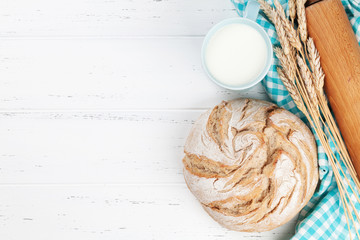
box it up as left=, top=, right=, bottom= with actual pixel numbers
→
left=0, top=185, right=296, bottom=240
left=0, top=38, right=269, bottom=110
left=0, top=0, right=237, bottom=37
left=4, top=108, right=301, bottom=184
left=0, top=111, right=196, bottom=183
left=0, top=0, right=293, bottom=238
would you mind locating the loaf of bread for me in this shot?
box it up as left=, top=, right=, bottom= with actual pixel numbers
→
left=183, top=99, right=318, bottom=232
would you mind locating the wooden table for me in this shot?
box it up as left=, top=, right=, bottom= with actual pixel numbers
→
left=0, top=0, right=295, bottom=239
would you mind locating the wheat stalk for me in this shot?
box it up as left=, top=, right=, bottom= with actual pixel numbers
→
left=306, top=39, right=360, bottom=186
left=307, top=37, right=360, bottom=184
left=261, top=0, right=360, bottom=237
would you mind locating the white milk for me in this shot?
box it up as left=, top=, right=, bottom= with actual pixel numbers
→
left=205, top=23, right=268, bottom=87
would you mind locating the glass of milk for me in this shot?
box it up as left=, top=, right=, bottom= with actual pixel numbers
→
left=201, top=0, right=272, bottom=90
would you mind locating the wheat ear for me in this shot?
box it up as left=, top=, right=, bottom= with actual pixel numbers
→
left=262, top=0, right=360, bottom=237
left=274, top=0, right=302, bottom=51
left=273, top=12, right=292, bottom=55
left=307, top=38, right=325, bottom=92
left=288, top=0, right=296, bottom=23
left=258, top=0, right=276, bottom=23
left=297, top=54, right=319, bottom=108
left=277, top=67, right=306, bottom=113
left=274, top=47, right=296, bottom=81
left=296, top=0, right=307, bottom=42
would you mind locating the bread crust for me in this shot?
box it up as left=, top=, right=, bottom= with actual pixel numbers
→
left=183, top=99, right=318, bottom=232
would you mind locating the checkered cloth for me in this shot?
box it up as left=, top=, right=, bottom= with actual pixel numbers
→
left=230, top=0, right=360, bottom=239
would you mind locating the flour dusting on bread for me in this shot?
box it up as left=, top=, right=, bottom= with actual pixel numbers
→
left=183, top=98, right=318, bottom=232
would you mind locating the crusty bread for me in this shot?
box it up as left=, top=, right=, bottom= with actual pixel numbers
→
left=183, top=98, right=318, bottom=232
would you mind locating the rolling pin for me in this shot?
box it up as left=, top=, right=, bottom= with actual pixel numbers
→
left=305, top=0, right=360, bottom=179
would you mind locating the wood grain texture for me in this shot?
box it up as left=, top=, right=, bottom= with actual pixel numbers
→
left=0, top=0, right=237, bottom=37
left=0, top=0, right=294, bottom=238
left=0, top=38, right=268, bottom=110
left=0, top=111, right=295, bottom=239
left=0, top=185, right=296, bottom=240
left=0, top=111, right=195, bottom=184
left=306, top=0, right=360, bottom=179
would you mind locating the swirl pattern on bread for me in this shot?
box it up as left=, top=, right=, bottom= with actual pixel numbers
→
left=183, top=99, right=318, bottom=232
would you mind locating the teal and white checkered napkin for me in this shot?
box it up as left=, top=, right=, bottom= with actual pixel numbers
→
left=230, top=0, right=360, bottom=239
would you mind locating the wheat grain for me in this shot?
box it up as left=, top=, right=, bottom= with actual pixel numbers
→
left=266, top=0, right=360, bottom=236
left=274, top=13, right=292, bottom=55
left=296, top=0, right=307, bottom=42
left=258, top=0, right=275, bottom=23
left=288, top=0, right=296, bottom=23
left=274, top=0, right=302, bottom=51
left=297, top=54, right=319, bottom=107
left=307, top=38, right=325, bottom=91
left=277, top=67, right=306, bottom=113
left=274, top=47, right=296, bottom=82
left=274, top=0, right=286, bottom=20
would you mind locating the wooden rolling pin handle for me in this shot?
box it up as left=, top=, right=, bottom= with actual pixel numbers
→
left=306, top=0, right=360, bottom=179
